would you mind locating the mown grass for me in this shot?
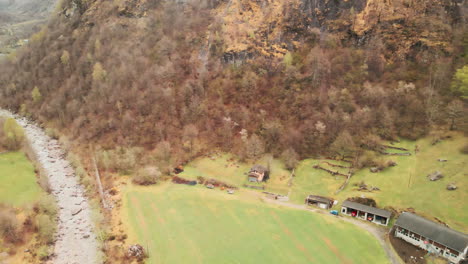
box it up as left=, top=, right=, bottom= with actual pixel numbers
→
left=122, top=183, right=390, bottom=264
left=0, top=151, right=42, bottom=207
left=291, top=132, right=468, bottom=232
left=179, top=154, right=291, bottom=195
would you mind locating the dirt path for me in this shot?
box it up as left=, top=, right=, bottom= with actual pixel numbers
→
left=0, top=109, right=99, bottom=264
left=249, top=191, right=402, bottom=264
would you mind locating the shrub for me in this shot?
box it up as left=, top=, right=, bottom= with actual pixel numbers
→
left=36, top=195, right=58, bottom=217
left=2, top=118, right=24, bottom=150
left=31, top=86, right=42, bottom=103
left=45, top=127, right=59, bottom=139
left=60, top=50, right=70, bottom=65
left=38, top=172, right=51, bottom=193
left=97, top=147, right=142, bottom=174
left=37, top=245, right=52, bottom=260
left=36, top=214, right=56, bottom=244
left=92, top=62, right=107, bottom=82
left=281, top=148, right=299, bottom=170
left=132, top=166, right=161, bottom=185
left=460, top=143, right=468, bottom=154
left=0, top=210, right=20, bottom=243
left=356, top=151, right=378, bottom=169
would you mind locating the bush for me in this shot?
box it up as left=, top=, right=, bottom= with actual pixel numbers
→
left=98, top=147, right=142, bottom=174
left=38, top=172, right=51, bottom=193
left=132, top=166, right=161, bottom=185
left=36, top=214, right=56, bottom=244
left=31, top=86, right=42, bottom=103
left=2, top=118, right=24, bottom=150
left=281, top=148, right=299, bottom=170
left=0, top=210, right=20, bottom=243
left=45, top=127, right=59, bottom=140
left=37, top=245, right=52, bottom=260
left=460, top=143, right=468, bottom=154
left=36, top=195, right=58, bottom=217
left=356, top=151, right=378, bottom=169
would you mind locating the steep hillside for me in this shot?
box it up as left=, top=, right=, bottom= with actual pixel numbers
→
left=0, top=0, right=57, bottom=56
left=0, top=0, right=466, bottom=167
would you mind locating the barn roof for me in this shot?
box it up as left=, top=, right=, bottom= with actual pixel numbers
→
left=395, top=212, right=468, bottom=253
left=342, top=200, right=392, bottom=218
left=250, top=164, right=268, bottom=173
left=306, top=195, right=333, bottom=204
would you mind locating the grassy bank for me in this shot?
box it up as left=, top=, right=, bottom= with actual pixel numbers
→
left=0, top=151, right=42, bottom=207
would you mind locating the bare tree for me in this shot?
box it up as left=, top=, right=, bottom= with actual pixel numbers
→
left=245, top=134, right=265, bottom=160
left=183, top=124, right=199, bottom=155
left=446, top=100, right=465, bottom=131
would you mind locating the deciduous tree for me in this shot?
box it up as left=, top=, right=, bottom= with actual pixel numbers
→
left=451, top=65, right=468, bottom=98
left=446, top=100, right=465, bottom=130
left=330, top=130, right=356, bottom=159
left=2, top=118, right=24, bottom=150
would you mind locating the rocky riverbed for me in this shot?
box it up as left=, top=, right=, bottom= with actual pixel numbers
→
left=0, top=109, right=99, bottom=264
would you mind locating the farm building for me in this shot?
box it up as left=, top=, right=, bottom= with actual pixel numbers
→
left=341, top=200, right=391, bottom=226
left=305, top=195, right=334, bottom=209
left=248, top=165, right=269, bottom=182
left=394, top=212, right=468, bottom=264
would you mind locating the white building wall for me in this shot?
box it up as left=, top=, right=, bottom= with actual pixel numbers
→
left=394, top=228, right=466, bottom=264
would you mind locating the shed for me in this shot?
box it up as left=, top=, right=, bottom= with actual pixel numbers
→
left=394, top=212, right=468, bottom=264
left=341, top=200, right=391, bottom=226
left=305, top=195, right=334, bottom=209
left=248, top=165, right=269, bottom=182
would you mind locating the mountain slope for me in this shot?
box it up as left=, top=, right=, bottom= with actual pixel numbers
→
left=0, top=0, right=466, bottom=162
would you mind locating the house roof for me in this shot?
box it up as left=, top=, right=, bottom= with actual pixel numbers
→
left=342, top=200, right=392, bottom=218
left=250, top=164, right=268, bottom=173
left=306, top=195, right=333, bottom=204
left=395, top=212, right=468, bottom=253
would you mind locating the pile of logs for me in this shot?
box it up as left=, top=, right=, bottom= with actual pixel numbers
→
left=313, top=165, right=348, bottom=177
left=321, top=161, right=352, bottom=169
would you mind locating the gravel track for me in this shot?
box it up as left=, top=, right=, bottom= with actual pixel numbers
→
left=0, top=109, right=99, bottom=264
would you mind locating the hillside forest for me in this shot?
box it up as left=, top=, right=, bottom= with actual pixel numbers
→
left=0, top=0, right=467, bottom=173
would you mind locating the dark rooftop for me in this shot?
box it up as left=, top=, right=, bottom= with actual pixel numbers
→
left=342, top=200, right=392, bottom=218
left=395, top=212, right=468, bottom=253
left=250, top=164, right=268, bottom=173
left=306, top=195, right=333, bottom=204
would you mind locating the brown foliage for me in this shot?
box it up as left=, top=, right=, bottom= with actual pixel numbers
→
left=0, top=0, right=464, bottom=168
left=0, top=208, right=21, bottom=243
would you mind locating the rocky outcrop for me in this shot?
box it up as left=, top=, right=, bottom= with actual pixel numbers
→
left=427, top=171, right=444, bottom=181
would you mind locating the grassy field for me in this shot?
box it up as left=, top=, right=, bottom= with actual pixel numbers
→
left=179, top=154, right=292, bottom=195
left=291, top=132, right=468, bottom=232
left=122, top=183, right=390, bottom=264
left=0, top=151, right=43, bottom=207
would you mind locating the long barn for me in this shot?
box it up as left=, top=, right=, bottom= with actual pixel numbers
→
left=394, top=212, right=468, bottom=264
left=341, top=200, right=391, bottom=226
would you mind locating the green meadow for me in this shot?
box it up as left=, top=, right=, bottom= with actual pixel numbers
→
left=179, top=154, right=292, bottom=195
left=291, top=133, right=468, bottom=232
left=122, top=183, right=390, bottom=264
left=0, top=151, right=42, bottom=207
left=170, top=133, right=467, bottom=232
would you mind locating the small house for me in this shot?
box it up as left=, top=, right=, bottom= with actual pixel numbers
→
left=305, top=195, right=334, bottom=209
left=248, top=165, right=269, bottom=182
left=394, top=212, right=468, bottom=264
left=341, top=200, right=391, bottom=226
